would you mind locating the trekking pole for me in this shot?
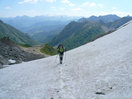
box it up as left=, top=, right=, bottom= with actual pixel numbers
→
left=65, top=51, right=66, bottom=61
left=63, top=51, right=67, bottom=63
left=54, top=54, right=58, bottom=63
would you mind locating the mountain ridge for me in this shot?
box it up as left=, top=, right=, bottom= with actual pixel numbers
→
left=78, top=14, right=120, bottom=23
left=1, top=16, right=79, bottom=43
left=50, top=16, right=132, bottom=50
left=0, top=20, right=38, bottom=45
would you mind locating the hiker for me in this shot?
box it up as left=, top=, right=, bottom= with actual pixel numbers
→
left=57, top=44, right=65, bottom=64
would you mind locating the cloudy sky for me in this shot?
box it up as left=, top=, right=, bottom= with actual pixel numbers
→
left=0, top=0, right=132, bottom=17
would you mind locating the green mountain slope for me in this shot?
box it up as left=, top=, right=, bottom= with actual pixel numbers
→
left=0, top=20, right=38, bottom=46
left=107, top=16, right=132, bottom=29
left=1, top=16, right=79, bottom=44
left=49, top=16, right=132, bottom=50
left=50, top=21, right=106, bottom=50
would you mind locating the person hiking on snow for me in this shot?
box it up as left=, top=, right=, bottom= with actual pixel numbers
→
left=57, top=44, right=65, bottom=64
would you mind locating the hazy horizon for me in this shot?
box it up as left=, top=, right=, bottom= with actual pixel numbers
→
left=1, top=14, right=131, bottom=19
left=0, top=0, right=132, bottom=17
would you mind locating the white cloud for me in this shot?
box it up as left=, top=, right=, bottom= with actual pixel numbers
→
left=55, top=5, right=132, bottom=17
left=69, top=3, right=74, bottom=7
left=81, top=2, right=94, bottom=7
left=112, top=7, right=117, bottom=10
left=60, top=7, right=66, bottom=10
left=18, top=0, right=56, bottom=4
left=72, top=8, right=81, bottom=11
left=98, top=4, right=103, bottom=8
left=81, top=2, right=103, bottom=8
left=61, top=0, right=75, bottom=7
left=92, top=11, right=132, bottom=17
left=41, top=0, right=56, bottom=3
left=5, top=6, right=11, bottom=10
left=51, top=6, right=56, bottom=9
left=90, top=2, right=96, bottom=7
left=61, top=0, right=70, bottom=3
left=18, top=0, right=38, bottom=4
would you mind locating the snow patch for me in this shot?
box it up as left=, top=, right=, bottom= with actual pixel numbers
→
left=8, top=59, right=16, bottom=64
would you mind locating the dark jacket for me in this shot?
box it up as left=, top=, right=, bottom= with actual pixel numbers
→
left=57, top=44, right=65, bottom=55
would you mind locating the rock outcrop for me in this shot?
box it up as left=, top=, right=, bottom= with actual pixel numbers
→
left=0, top=37, right=44, bottom=68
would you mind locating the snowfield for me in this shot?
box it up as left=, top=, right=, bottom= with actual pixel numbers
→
left=0, top=20, right=132, bottom=99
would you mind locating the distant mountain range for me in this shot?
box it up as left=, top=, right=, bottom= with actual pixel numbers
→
left=50, top=16, right=132, bottom=50
left=78, top=14, right=120, bottom=23
left=1, top=14, right=132, bottom=50
left=1, top=16, right=79, bottom=43
left=26, top=21, right=68, bottom=43
left=0, top=20, right=38, bottom=46
left=1, top=16, right=79, bottom=31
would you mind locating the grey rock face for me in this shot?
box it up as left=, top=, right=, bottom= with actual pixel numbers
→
left=0, top=37, right=44, bottom=68
left=0, top=55, right=9, bottom=68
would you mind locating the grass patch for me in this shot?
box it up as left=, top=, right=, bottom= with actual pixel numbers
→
left=19, top=44, right=32, bottom=48
left=40, top=44, right=57, bottom=55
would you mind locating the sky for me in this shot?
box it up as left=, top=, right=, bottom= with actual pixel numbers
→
left=0, top=0, right=132, bottom=17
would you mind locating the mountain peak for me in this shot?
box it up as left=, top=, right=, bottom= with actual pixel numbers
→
left=78, top=14, right=120, bottom=23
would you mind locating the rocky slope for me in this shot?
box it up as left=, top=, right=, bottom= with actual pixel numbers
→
left=0, top=37, right=44, bottom=68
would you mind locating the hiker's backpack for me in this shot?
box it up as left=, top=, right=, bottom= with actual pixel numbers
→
left=59, top=46, right=64, bottom=53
